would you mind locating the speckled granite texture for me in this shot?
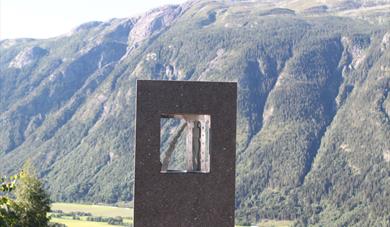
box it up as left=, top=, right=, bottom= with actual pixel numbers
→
left=134, top=80, right=237, bottom=227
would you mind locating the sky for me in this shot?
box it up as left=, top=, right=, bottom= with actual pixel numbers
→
left=0, top=0, right=187, bottom=39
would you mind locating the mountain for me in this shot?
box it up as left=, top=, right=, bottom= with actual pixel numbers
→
left=1, top=0, right=389, bottom=225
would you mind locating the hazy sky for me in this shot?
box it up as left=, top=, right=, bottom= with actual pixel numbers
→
left=0, top=0, right=187, bottom=39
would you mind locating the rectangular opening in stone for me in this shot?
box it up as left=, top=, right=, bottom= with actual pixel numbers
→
left=160, top=114, right=211, bottom=173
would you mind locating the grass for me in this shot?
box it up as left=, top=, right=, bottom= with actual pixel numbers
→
left=50, top=202, right=294, bottom=227
left=51, top=202, right=133, bottom=218
left=257, top=219, right=295, bottom=227
left=50, top=217, right=118, bottom=227
left=50, top=203, right=133, bottom=227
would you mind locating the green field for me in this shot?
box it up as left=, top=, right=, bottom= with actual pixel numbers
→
left=50, top=203, right=133, bottom=227
left=50, top=202, right=293, bottom=227
left=236, top=219, right=294, bottom=227
left=257, top=219, right=294, bottom=227
left=51, top=217, right=120, bottom=227
left=51, top=202, right=133, bottom=218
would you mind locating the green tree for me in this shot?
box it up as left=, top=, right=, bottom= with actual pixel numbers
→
left=1, top=174, right=20, bottom=226
left=14, top=162, right=51, bottom=227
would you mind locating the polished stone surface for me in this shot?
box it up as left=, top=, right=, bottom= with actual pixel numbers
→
left=134, top=80, right=237, bottom=227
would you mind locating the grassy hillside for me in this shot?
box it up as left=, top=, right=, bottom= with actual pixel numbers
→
left=1, top=0, right=389, bottom=225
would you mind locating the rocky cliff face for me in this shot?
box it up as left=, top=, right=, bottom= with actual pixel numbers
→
left=1, top=0, right=389, bottom=225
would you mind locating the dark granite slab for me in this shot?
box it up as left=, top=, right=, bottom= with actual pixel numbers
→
left=134, top=80, right=237, bottom=227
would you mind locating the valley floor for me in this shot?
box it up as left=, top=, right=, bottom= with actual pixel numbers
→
left=49, top=203, right=133, bottom=227
left=49, top=203, right=294, bottom=227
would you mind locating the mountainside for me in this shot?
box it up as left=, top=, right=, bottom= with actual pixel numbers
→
left=1, top=0, right=389, bottom=225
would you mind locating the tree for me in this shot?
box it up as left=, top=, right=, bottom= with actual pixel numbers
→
left=0, top=174, right=20, bottom=226
left=14, top=162, right=51, bottom=227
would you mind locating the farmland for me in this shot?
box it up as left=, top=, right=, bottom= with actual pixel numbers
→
left=49, top=203, right=294, bottom=227
left=49, top=203, right=133, bottom=227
